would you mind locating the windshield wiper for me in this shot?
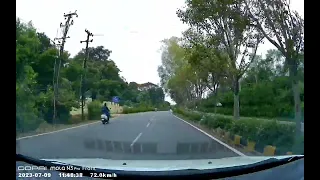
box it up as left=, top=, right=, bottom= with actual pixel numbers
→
left=16, top=153, right=303, bottom=180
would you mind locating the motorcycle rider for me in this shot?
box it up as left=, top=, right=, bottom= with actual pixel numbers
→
left=102, top=103, right=110, bottom=119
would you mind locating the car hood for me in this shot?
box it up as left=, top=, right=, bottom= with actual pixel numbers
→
left=42, top=155, right=303, bottom=171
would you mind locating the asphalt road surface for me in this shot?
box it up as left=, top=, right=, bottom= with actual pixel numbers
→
left=16, top=111, right=242, bottom=160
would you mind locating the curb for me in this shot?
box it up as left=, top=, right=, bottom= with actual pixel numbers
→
left=174, top=112, right=295, bottom=156
left=226, top=132, right=293, bottom=156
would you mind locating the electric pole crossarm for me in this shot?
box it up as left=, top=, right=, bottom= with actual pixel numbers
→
left=64, top=10, right=78, bottom=18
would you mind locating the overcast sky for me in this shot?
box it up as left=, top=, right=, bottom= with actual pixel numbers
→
left=17, top=0, right=303, bottom=103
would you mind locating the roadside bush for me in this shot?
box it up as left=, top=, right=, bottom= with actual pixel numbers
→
left=199, top=115, right=211, bottom=126
left=256, top=121, right=295, bottom=147
left=42, top=103, right=72, bottom=124
left=174, top=108, right=297, bottom=153
left=228, top=118, right=295, bottom=150
left=206, top=105, right=299, bottom=121
left=215, top=107, right=233, bottom=116
left=174, top=108, right=202, bottom=122
left=156, top=102, right=171, bottom=111
left=208, top=115, right=233, bottom=130
left=68, top=114, right=88, bottom=124
left=173, top=108, right=185, bottom=115
left=157, top=106, right=170, bottom=111
left=291, top=135, right=304, bottom=154
left=185, top=111, right=202, bottom=122
left=16, top=111, right=44, bottom=133
left=88, top=100, right=102, bottom=120
left=227, top=118, right=261, bottom=142
left=122, top=106, right=155, bottom=114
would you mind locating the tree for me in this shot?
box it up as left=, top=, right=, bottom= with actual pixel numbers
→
left=16, top=19, right=48, bottom=131
left=243, top=54, right=276, bottom=84
left=16, top=17, right=167, bottom=134
left=183, top=28, right=230, bottom=110
left=158, top=37, right=186, bottom=93
left=198, top=50, right=303, bottom=120
left=148, top=87, right=165, bottom=105
left=167, top=64, right=193, bottom=105
left=243, top=0, right=304, bottom=134
left=177, top=0, right=263, bottom=119
left=73, top=45, right=112, bottom=61
left=158, top=36, right=205, bottom=106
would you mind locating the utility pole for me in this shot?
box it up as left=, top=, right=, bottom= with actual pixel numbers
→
left=80, top=29, right=93, bottom=121
left=52, top=10, right=78, bottom=123
left=49, top=38, right=60, bottom=96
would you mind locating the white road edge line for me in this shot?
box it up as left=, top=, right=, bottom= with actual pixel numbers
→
left=16, top=116, right=122, bottom=141
left=173, top=114, right=246, bottom=156
left=130, top=132, right=142, bottom=146
left=16, top=121, right=100, bottom=141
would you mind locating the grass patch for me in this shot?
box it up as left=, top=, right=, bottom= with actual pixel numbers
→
left=16, top=114, right=121, bottom=139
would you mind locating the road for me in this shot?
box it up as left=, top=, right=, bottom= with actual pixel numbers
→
left=16, top=111, right=242, bottom=160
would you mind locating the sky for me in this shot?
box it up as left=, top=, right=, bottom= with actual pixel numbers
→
left=16, top=0, right=303, bottom=103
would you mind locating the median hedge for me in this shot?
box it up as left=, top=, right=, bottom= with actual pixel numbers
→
left=173, top=108, right=302, bottom=154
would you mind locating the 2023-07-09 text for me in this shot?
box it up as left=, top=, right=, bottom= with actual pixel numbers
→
left=17, top=165, right=117, bottom=178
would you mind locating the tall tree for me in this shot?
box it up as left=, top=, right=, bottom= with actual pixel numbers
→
left=183, top=28, right=230, bottom=110
left=177, top=0, right=263, bottom=119
left=243, top=0, right=304, bottom=134
left=74, top=45, right=112, bottom=61
left=158, top=37, right=186, bottom=93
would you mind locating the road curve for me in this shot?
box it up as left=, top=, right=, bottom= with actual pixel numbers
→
left=16, top=111, right=241, bottom=160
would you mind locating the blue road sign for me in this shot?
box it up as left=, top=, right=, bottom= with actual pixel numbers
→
left=112, top=96, right=120, bottom=103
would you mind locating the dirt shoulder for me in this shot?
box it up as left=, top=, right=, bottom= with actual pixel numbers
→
left=17, top=114, right=122, bottom=139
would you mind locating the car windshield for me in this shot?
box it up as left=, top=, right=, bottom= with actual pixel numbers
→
left=16, top=0, right=304, bottom=171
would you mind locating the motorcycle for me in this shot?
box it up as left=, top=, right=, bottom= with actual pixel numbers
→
left=101, top=113, right=110, bottom=124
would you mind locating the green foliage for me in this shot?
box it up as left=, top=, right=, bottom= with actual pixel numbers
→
left=123, top=107, right=155, bottom=114
left=197, top=75, right=304, bottom=120
left=208, top=116, right=233, bottom=130
left=175, top=108, right=299, bottom=154
left=187, top=49, right=304, bottom=121
left=157, top=0, right=304, bottom=132
left=123, top=101, right=171, bottom=114
left=87, top=101, right=102, bottom=120
left=16, top=18, right=168, bottom=134
left=173, top=108, right=202, bottom=122
left=156, top=101, right=171, bottom=111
